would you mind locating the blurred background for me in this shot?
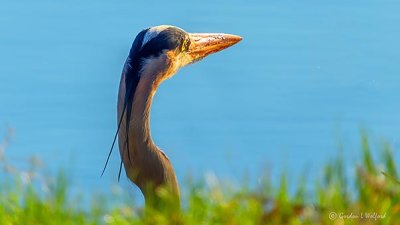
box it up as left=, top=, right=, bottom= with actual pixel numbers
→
left=0, top=0, right=399, bottom=200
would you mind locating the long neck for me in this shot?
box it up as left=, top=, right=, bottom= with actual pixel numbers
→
left=121, top=58, right=180, bottom=209
left=129, top=56, right=171, bottom=160
left=131, top=74, right=155, bottom=148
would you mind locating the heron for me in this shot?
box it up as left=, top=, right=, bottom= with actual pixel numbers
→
left=102, top=25, right=242, bottom=209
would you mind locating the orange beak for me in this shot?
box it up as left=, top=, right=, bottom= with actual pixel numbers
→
left=187, top=33, right=242, bottom=61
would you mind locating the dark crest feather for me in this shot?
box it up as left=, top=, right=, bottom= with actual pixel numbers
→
left=101, top=28, right=149, bottom=179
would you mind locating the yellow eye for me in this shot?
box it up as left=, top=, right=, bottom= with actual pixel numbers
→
left=181, top=39, right=190, bottom=52
left=181, top=39, right=187, bottom=51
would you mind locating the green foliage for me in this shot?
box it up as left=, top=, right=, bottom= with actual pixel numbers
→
left=0, top=133, right=399, bottom=224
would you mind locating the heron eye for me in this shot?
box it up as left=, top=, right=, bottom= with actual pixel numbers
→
left=181, top=39, right=190, bottom=52
left=185, top=39, right=191, bottom=51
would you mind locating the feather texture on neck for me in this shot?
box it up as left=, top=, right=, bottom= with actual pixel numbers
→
left=117, top=54, right=180, bottom=206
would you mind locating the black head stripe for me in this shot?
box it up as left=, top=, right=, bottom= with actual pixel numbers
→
left=140, top=27, right=186, bottom=58
left=128, top=28, right=149, bottom=59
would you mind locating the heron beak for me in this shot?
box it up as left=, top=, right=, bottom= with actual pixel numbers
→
left=187, top=33, right=242, bottom=61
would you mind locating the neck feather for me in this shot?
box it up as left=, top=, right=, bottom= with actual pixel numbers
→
left=131, top=71, right=156, bottom=149
left=118, top=55, right=180, bottom=207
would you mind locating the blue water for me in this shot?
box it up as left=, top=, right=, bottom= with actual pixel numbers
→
left=1, top=0, right=400, bottom=199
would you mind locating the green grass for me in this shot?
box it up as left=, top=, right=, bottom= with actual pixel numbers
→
left=0, top=131, right=399, bottom=225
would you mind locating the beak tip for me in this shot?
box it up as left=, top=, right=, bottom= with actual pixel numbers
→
left=230, top=34, right=243, bottom=44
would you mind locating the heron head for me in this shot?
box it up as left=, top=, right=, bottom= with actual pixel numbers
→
left=131, top=25, right=242, bottom=83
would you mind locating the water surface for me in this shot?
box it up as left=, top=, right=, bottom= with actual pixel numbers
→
left=1, top=0, right=399, bottom=197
